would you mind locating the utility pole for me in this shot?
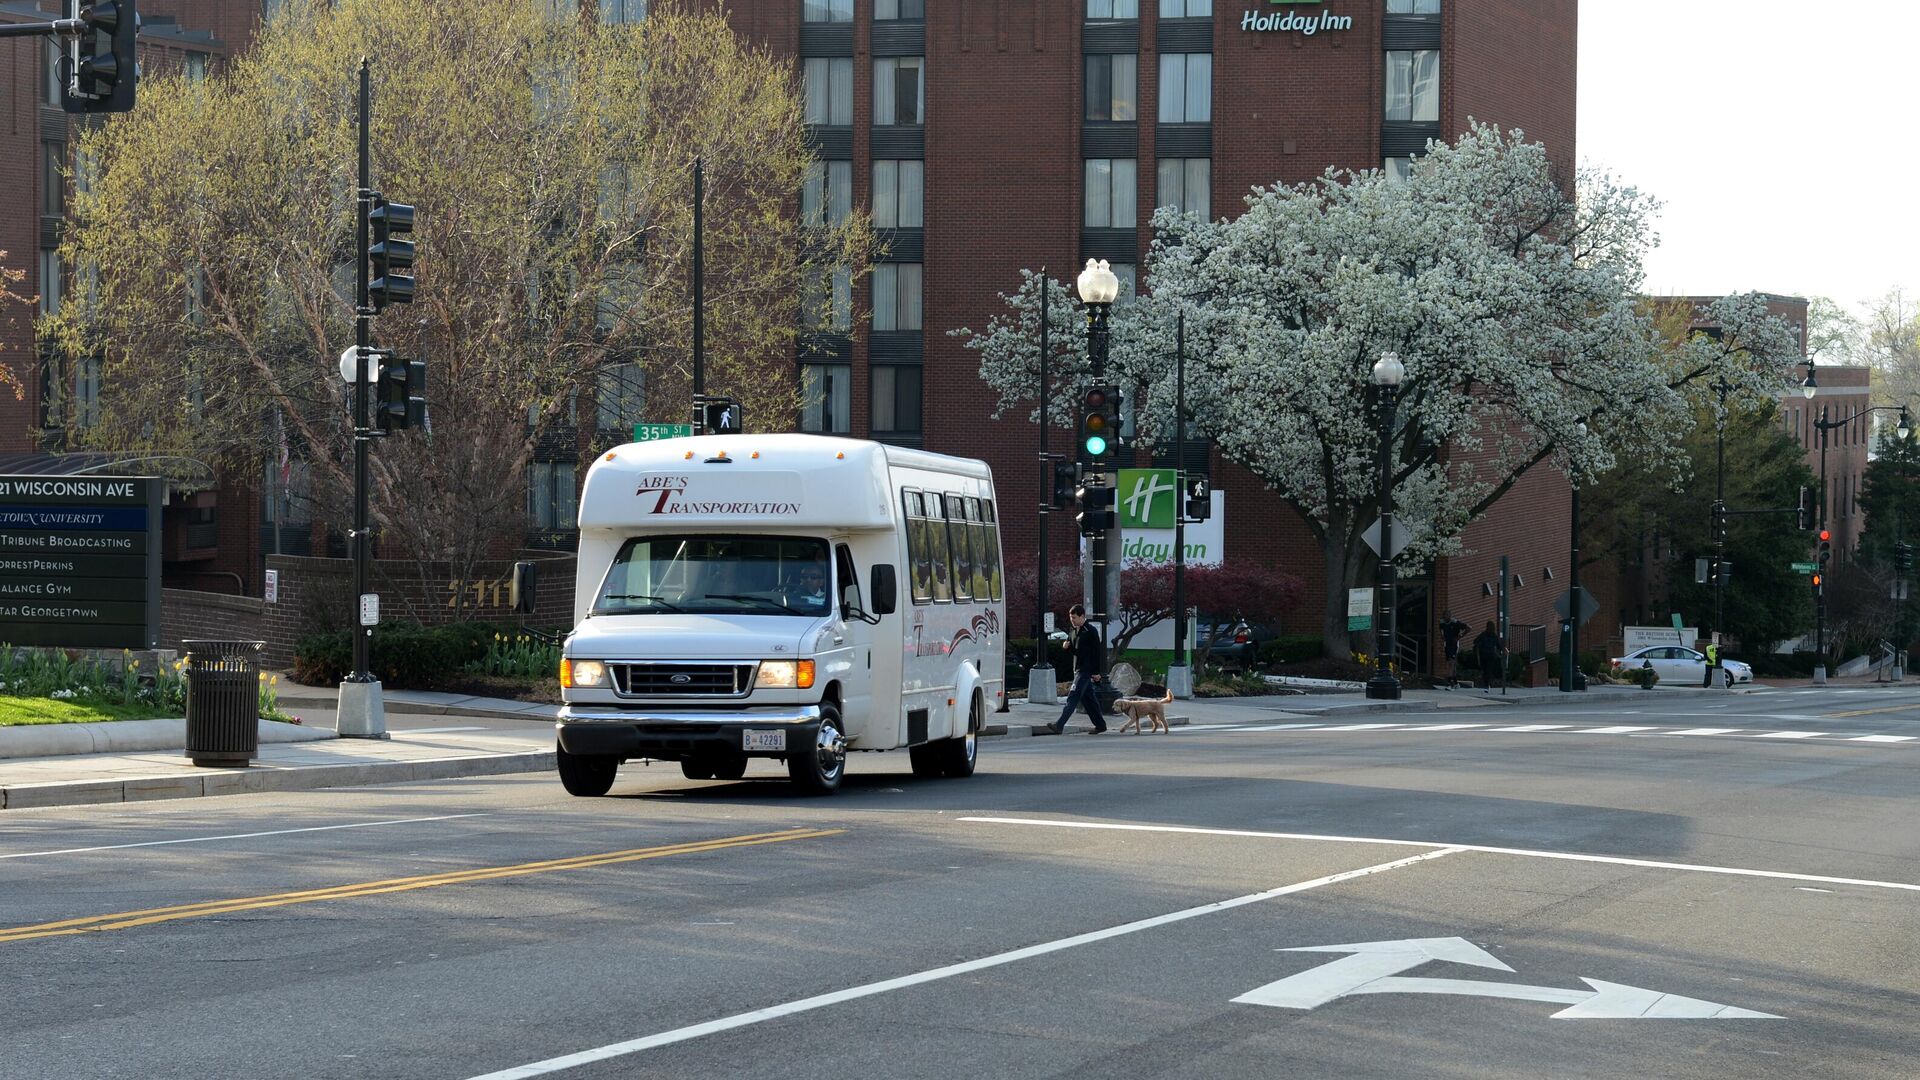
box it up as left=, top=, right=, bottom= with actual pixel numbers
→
left=339, top=58, right=387, bottom=738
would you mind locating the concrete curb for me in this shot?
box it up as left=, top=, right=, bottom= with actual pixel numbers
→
left=0, top=751, right=555, bottom=810
left=0, top=718, right=338, bottom=760
left=277, top=694, right=558, bottom=722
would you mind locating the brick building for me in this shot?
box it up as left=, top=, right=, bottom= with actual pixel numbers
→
left=723, top=0, right=1580, bottom=669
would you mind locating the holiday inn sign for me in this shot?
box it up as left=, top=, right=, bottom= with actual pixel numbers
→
left=1242, top=0, right=1354, bottom=35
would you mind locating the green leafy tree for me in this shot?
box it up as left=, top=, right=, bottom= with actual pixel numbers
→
left=1858, top=426, right=1920, bottom=567
left=45, top=0, right=868, bottom=602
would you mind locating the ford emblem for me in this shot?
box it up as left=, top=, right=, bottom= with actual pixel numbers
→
left=670, top=673, right=692, bottom=685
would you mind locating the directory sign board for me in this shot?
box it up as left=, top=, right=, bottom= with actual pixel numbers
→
left=0, top=475, right=161, bottom=648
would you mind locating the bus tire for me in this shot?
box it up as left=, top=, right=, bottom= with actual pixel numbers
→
left=557, top=746, right=618, bottom=797
left=934, top=730, right=978, bottom=778
left=787, top=705, right=846, bottom=795
left=909, top=743, right=944, bottom=777
left=710, top=754, right=749, bottom=781
left=680, top=759, right=716, bottom=781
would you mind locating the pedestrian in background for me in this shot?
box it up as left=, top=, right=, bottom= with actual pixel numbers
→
left=1439, top=611, right=1470, bottom=689
left=1472, top=621, right=1503, bottom=690
left=1050, top=604, right=1109, bottom=735
left=1703, top=640, right=1720, bottom=688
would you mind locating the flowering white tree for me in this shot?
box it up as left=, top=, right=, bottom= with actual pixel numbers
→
left=964, top=125, right=1804, bottom=657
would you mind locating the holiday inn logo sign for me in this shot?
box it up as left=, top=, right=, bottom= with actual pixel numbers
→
left=1242, top=0, right=1354, bottom=35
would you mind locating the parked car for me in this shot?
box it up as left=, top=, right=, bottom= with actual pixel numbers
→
left=1609, top=646, right=1752, bottom=687
left=1194, top=616, right=1273, bottom=668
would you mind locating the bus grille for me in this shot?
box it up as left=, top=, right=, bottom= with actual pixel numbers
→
left=611, top=663, right=752, bottom=697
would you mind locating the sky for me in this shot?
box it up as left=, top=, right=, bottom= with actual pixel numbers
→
left=1577, top=0, right=1918, bottom=321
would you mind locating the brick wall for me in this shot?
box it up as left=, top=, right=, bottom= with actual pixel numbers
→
left=160, top=586, right=267, bottom=655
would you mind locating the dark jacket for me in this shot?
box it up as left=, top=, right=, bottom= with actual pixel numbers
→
left=1472, top=629, right=1502, bottom=662
left=1072, top=622, right=1106, bottom=679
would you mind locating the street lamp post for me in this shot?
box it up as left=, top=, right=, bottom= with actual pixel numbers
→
left=1366, top=352, right=1406, bottom=701
left=1169, top=310, right=1191, bottom=699
left=1562, top=420, right=1587, bottom=693
left=1077, top=259, right=1121, bottom=642
left=1029, top=270, right=1058, bottom=705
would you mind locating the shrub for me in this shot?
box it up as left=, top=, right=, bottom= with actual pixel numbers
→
left=291, top=631, right=352, bottom=685
left=1259, top=634, right=1321, bottom=665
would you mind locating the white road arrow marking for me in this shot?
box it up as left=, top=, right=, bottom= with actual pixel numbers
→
left=1234, top=937, right=1780, bottom=1020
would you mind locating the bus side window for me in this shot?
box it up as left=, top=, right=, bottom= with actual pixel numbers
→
left=982, top=499, right=1003, bottom=600
left=903, top=490, right=933, bottom=604
left=947, top=494, right=973, bottom=602
left=835, top=543, right=864, bottom=616
left=926, top=493, right=954, bottom=602
left=965, top=498, right=992, bottom=600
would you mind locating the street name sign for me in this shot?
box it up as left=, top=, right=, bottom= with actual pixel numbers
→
left=1233, top=937, right=1778, bottom=1020
left=0, top=475, right=161, bottom=648
left=633, top=423, right=694, bottom=442
left=1791, top=561, right=1815, bottom=574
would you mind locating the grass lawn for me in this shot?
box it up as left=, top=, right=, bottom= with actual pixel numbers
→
left=0, top=696, right=167, bottom=726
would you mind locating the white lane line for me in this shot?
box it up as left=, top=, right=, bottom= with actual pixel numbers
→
left=462, top=848, right=1462, bottom=1080
left=1402, top=723, right=1490, bottom=731
left=1577, top=726, right=1657, bottom=735
left=1488, top=725, right=1570, bottom=732
left=959, top=817, right=1920, bottom=894
left=1240, top=724, right=1327, bottom=731
left=0, top=813, right=493, bottom=861
left=1668, top=728, right=1742, bottom=736
left=1755, top=731, right=1826, bottom=740
left=1850, top=734, right=1917, bottom=743
left=1315, top=724, right=1404, bottom=731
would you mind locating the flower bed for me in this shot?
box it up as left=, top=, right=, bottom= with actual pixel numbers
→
left=0, top=648, right=299, bottom=727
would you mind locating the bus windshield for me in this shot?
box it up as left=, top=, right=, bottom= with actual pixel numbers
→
left=592, top=535, right=832, bottom=618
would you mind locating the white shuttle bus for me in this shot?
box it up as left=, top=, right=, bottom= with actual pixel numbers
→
left=555, top=433, right=1006, bottom=795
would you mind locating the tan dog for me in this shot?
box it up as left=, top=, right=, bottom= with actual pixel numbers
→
left=1113, top=686, right=1173, bottom=734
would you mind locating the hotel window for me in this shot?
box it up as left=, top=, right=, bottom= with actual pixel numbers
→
left=1086, top=0, right=1139, bottom=17
left=800, top=363, right=851, bottom=434
left=803, top=264, right=852, bottom=333
left=1158, top=53, right=1211, bottom=123
left=804, top=57, right=853, bottom=126
left=1385, top=50, right=1440, bottom=122
left=528, top=462, right=577, bottom=531
left=1159, top=0, right=1211, bottom=15
left=1156, top=158, right=1209, bottom=219
left=1387, top=0, right=1440, bottom=11
left=600, top=0, right=645, bottom=22
left=873, top=263, right=922, bottom=332
left=75, top=355, right=101, bottom=431
left=38, top=249, right=61, bottom=314
left=875, top=0, right=923, bottom=18
left=42, top=142, right=65, bottom=216
left=803, top=0, right=852, bottom=22
left=1084, top=54, right=1137, bottom=122
left=872, top=365, right=922, bottom=437
left=874, top=57, right=925, bottom=126
left=872, top=160, right=924, bottom=229
left=1083, top=158, right=1137, bottom=228
left=596, top=361, right=645, bottom=430
left=1383, top=156, right=1414, bottom=182
left=801, top=160, right=853, bottom=227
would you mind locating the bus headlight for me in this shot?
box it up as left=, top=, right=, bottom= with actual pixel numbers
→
left=755, top=660, right=815, bottom=689
left=561, top=659, right=606, bottom=688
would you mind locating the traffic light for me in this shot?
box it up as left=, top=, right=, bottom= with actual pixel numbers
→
left=1184, top=475, right=1211, bottom=522
left=1897, top=543, right=1914, bottom=574
left=368, top=196, right=416, bottom=309
left=1796, top=486, right=1811, bottom=531
left=1817, top=528, right=1832, bottom=568
left=1075, top=481, right=1114, bottom=536
left=1710, top=503, right=1728, bottom=546
left=1078, top=385, right=1121, bottom=467
left=375, top=355, right=426, bottom=432
left=1050, top=460, right=1079, bottom=509
left=1811, top=572, right=1822, bottom=590
left=63, top=0, right=139, bottom=114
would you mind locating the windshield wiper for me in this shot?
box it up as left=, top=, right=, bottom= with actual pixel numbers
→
left=596, top=593, right=684, bottom=613
left=706, top=593, right=798, bottom=613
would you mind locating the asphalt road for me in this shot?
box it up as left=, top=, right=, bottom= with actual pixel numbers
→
left=3, top=686, right=1917, bottom=1079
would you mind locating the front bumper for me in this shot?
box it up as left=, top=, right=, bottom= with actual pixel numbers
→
left=556, top=705, right=824, bottom=761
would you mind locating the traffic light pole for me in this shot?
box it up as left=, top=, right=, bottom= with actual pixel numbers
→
left=339, top=59, right=387, bottom=739
left=692, top=157, right=704, bottom=398
left=1086, top=300, right=1112, bottom=647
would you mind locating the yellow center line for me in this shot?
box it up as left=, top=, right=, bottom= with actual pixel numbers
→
left=0, top=828, right=842, bottom=945
left=1823, top=703, right=1920, bottom=718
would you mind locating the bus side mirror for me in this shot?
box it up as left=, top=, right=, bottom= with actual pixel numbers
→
left=510, top=561, right=537, bottom=614
left=870, top=564, right=897, bottom=616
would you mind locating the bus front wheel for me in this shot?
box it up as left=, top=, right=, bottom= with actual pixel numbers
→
left=557, top=745, right=618, bottom=797
left=787, top=706, right=846, bottom=795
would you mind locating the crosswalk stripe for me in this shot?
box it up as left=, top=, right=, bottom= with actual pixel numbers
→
left=1848, top=734, right=1916, bottom=743
left=1316, top=723, right=1403, bottom=731
left=1488, top=724, right=1569, bottom=732
left=1241, top=724, right=1326, bottom=731
left=1756, top=731, right=1826, bottom=739
left=1403, top=723, right=1489, bottom=731
left=1577, top=726, right=1657, bottom=734
left=1668, top=728, right=1742, bottom=736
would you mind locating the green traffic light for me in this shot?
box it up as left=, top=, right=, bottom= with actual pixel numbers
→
left=1084, top=435, right=1107, bottom=457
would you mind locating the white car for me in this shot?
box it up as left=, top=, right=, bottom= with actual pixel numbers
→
left=1610, top=646, right=1752, bottom=687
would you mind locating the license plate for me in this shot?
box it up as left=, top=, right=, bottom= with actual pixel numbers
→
left=742, top=729, right=786, bottom=752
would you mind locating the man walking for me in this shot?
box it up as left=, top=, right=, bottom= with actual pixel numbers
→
left=1438, top=611, right=1470, bottom=689
left=1050, top=604, right=1109, bottom=735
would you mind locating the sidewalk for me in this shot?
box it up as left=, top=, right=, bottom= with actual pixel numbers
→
left=1, top=681, right=1733, bottom=812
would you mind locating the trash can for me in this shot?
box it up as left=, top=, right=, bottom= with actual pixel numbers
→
left=183, top=640, right=265, bottom=768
